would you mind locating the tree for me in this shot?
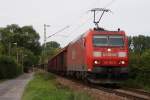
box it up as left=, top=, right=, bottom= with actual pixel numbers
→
left=0, top=55, right=21, bottom=79
left=45, top=41, right=60, bottom=49
left=0, top=42, right=4, bottom=55
left=0, top=24, right=42, bottom=56
left=23, top=49, right=39, bottom=70
left=130, top=35, right=150, bottom=53
left=40, top=41, right=61, bottom=63
left=140, top=49, right=150, bottom=70
left=0, top=24, right=42, bottom=73
left=21, top=26, right=41, bottom=55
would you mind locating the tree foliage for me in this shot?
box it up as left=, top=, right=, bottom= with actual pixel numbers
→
left=0, top=24, right=41, bottom=56
left=0, top=42, right=5, bottom=55
left=1, top=24, right=41, bottom=55
left=0, top=24, right=42, bottom=75
left=129, top=35, right=150, bottom=53
left=129, top=35, right=150, bottom=70
left=140, top=49, right=150, bottom=70
left=23, top=49, right=39, bottom=68
left=45, top=41, right=60, bottom=49
left=40, top=41, right=61, bottom=63
left=128, top=35, right=150, bottom=89
left=0, top=55, right=21, bottom=79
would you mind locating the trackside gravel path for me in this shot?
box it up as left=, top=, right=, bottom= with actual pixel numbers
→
left=0, top=73, right=33, bottom=100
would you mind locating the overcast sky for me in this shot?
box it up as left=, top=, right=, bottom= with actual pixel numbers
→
left=0, top=0, right=150, bottom=47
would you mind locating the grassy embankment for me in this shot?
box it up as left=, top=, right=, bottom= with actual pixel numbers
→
left=127, top=81, right=150, bottom=92
left=22, top=71, right=92, bottom=100
left=122, top=76, right=150, bottom=92
left=121, top=68, right=150, bottom=92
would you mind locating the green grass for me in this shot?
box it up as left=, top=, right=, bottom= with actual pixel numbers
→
left=22, top=72, right=92, bottom=100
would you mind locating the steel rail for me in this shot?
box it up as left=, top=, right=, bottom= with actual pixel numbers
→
left=89, top=85, right=150, bottom=100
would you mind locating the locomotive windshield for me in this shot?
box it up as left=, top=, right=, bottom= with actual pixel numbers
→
left=93, top=35, right=108, bottom=46
left=93, top=35, right=124, bottom=46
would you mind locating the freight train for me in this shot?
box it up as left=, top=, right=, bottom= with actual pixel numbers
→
left=48, top=8, right=129, bottom=84
left=48, top=28, right=128, bottom=84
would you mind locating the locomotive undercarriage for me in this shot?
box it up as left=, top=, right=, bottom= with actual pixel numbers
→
left=87, top=66, right=128, bottom=84
left=49, top=66, right=128, bottom=84
left=62, top=67, right=128, bottom=84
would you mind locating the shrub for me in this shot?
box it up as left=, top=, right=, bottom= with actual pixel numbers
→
left=0, top=55, right=22, bottom=79
left=141, top=49, right=150, bottom=70
left=127, top=51, right=150, bottom=89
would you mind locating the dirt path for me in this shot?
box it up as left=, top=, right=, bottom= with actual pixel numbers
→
left=0, top=73, right=33, bottom=100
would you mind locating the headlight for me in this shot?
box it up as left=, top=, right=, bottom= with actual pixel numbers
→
left=93, top=51, right=102, bottom=57
left=94, top=60, right=100, bottom=64
left=94, top=60, right=99, bottom=64
left=119, top=61, right=125, bottom=64
left=118, top=52, right=127, bottom=57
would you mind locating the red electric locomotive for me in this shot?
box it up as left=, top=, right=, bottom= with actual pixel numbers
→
left=66, top=28, right=128, bottom=83
left=48, top=8, right=129, bottom=84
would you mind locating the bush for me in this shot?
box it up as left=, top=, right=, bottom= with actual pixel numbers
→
left=141, top=49, right=150, bottom=70
left=128, top=50, right=150, bottom=76
left=127, top=51, right=150, bottom=90
left=0, top=55, right=22, bottom=79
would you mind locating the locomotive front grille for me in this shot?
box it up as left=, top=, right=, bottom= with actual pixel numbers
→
left=91, top=67, right=128, bottom=79
left=92, top=67, right=128, bottom=73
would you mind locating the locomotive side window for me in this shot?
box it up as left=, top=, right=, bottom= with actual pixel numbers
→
left=109, top=35, right=124, bottom=46
left=93, top=35, right=108, bottom=46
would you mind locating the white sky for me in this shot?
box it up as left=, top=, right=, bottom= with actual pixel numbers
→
left=0, top=0, right=150, bottom=47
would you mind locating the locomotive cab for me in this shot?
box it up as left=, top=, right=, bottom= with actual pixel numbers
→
left=87, top=29, right=129, bottom=83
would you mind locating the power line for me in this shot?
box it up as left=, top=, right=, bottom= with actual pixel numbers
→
left=54, top=0, right=117, bottom=46
left=104, top=0, right=117, bottom=8
left=64, top=0, right=102, bottom=34
left=47, top=25, right=70, bottom=39
left=68, top=0, right=117, bottom=34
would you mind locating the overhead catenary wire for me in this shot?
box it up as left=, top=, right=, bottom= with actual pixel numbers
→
left=62, top=0, right=102, bottom=36
left=104, top=0, right=117, bottom=8
left=67, top=0, right=117, bottom=36
left=49, top=0, right=118, bottom=47
left=47, top=0, right=102, bottom=39
left=59, top=0, right=118, bottom=47
left=47, top=25, right=70, bottom=39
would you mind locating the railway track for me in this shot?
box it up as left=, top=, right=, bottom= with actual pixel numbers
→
left=90, top=85, right=150, bottom=100
left=112, top=89, right=149, bottom=100
left=121, top=88, right=150, bottom=96
left=66, top=77, right=150, bottom=100
left=51, top=73, right=150, bottom=100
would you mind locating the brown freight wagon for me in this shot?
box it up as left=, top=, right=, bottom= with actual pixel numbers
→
left=48, top=47, right=67, bottom=75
